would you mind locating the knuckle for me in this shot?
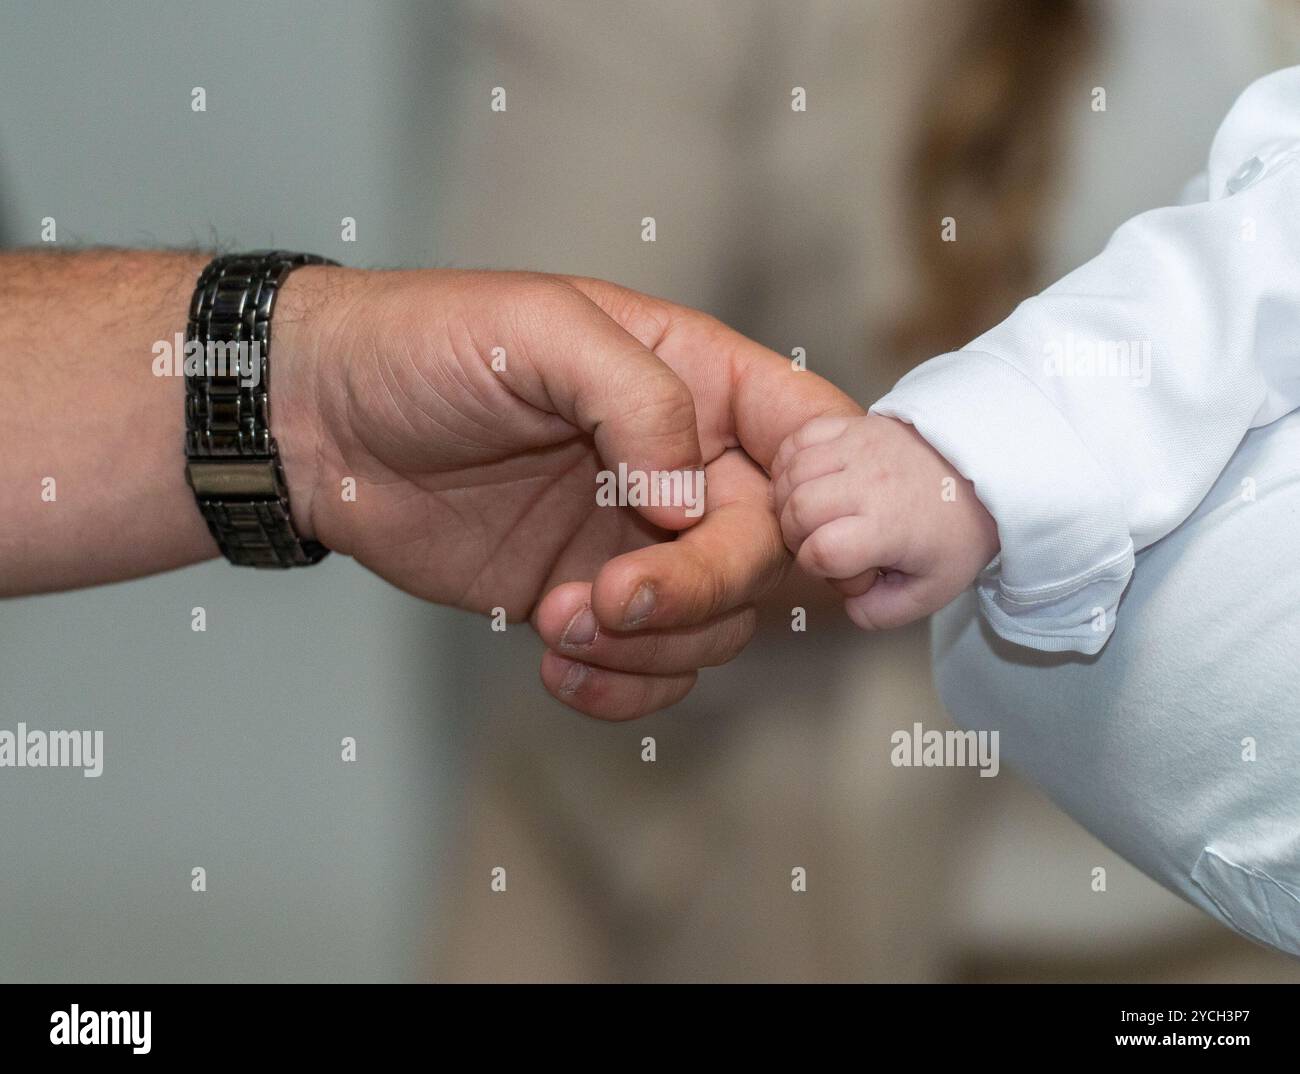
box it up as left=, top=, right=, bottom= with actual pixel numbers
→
left=715, top=608, right=758, bottom=664
left=802, top=528, right=842, bottom=576
left=655, top=377, right=699, bottom=430
left=802, top=531, right=831, bottom=574
left=502, top=274, right=586, bottom=342
left=628, top=376, right=698, bottom=450
left=686, top=548, right=727, bottom=620
left=785, top=487, right=813, bottom=534
left=789, top=450, right=825, bottom=488
left=795, top=416, right=844, bottom=448
left=515, top=271, right=579, bottom=304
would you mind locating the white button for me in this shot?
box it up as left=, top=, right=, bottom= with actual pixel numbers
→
left=1226, top=156, right=1263, bottom=194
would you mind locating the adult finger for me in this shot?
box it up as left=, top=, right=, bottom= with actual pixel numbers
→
left=535, top=580, right=757, bottom=674
left=478, top=274, right=706, bottom=531
left=588, top=448, right=789, bottom=631
left=539, top=650, right=698, bottom=721
left=563, top=276, right=865, bottom=471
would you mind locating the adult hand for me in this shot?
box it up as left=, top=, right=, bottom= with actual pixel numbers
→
left=277, top=268, right=864, bottom=718
left=0, top=252, right=861, bottom=720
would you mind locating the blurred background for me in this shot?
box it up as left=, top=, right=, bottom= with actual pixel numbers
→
left=2, top=0, right=1298, bottom=981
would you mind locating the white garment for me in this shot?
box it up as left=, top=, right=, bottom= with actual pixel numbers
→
left=872, top=65, right=1300, bottom=655
left=932, top=408, right=1300, bottom=955
left=877, top=65, right=1300, bottom=955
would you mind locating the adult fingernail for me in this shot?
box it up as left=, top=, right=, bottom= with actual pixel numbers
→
left=623, top=582, right=656, bottom=628
left=560, top=605, right=599, bottom=649
left=558, top=660, right=590, bottom=695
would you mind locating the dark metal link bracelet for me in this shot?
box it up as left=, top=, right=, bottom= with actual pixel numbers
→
left=184, top=250, right=337, bottom=568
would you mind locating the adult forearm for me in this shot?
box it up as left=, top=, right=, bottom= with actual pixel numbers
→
left=0, top=253, right=867, bottom=717
left=0, top=249, right=325, bottom=596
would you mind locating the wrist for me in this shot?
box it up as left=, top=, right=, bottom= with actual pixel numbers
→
left=885, top=414, right=1000, bottom=568
left=271, top=263, right=358, bottom=546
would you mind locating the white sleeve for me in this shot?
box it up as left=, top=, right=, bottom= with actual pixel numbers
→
left=870, top=65, right=1300, bottom=655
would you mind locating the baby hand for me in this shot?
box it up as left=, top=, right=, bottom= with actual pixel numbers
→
left=769, top=413, right=999, bottom=631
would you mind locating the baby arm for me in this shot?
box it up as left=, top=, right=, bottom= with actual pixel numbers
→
left=769, top=413, right=998, bottom=630
left=775, top=66, right=1300, bottom=650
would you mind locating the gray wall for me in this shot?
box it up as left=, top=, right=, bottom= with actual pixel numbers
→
left=0, top=0, right=469, bottom=981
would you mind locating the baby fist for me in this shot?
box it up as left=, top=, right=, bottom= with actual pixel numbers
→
left=769, top=413, right=999, bottom=631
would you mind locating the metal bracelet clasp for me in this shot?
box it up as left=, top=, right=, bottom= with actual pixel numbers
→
left=185, top=457, right=283, bottom=500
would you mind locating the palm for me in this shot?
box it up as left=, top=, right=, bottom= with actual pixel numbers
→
left=340, top=434, right=673, bottom=618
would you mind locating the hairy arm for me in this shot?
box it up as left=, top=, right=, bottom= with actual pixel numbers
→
left=0, top=250, right=322, bottom=595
